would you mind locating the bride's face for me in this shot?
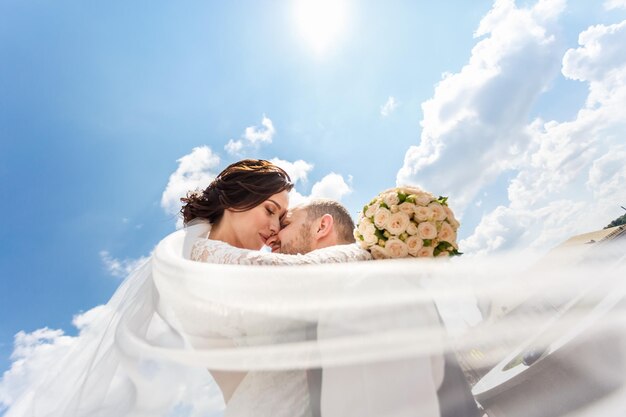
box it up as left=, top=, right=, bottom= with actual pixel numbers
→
left=226, top=190, right=289, bottom=250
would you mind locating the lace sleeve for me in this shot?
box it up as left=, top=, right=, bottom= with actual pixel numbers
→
left=190, top=239, right=372, bottom=266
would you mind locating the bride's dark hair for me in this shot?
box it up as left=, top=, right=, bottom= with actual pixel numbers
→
left=180, top=159, right=293, bottom=225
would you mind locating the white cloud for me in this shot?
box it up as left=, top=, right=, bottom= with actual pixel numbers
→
left=0, top=308, right=104, bottom=414
left=462, top=17, right=626, bottom=253
left=380, top=96, right=399, bottom=116
left=460, top=200, right=588, bottom=255
left=286, top=173, right=352, bottom=207
left=264, top=158, right=350, bottom=206
left=224, top=139, right=244, bottom=155
left=0, top=307, right=223, bottom=417
left=310, top=172, right=352, bottom=201
left=0, top=328, right=74, bottom=413
left=586, top=148, right=626, bottom=200
left=99, top=251, right=150, bottom=278
left=243, top=116, right=275, bottom=144
left=396, top=0, right=566, bottom=213
left=269, top=158, right=314, bottom=184
left=604, top=0, right=626, bottom=10
left=160, top=146, right=220, bottom=216
left=225, top=116, right=276, bottom=156
left=287, top=189, right=310, bottom=207
left=71, top=305, right=108, bottom=331
left=562, top=20, right=626, bottom=84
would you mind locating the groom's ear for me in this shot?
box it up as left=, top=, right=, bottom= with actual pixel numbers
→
left=315, top=214, right=334, bottom=240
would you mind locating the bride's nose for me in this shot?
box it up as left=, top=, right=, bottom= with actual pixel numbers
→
left=269, top=218, right=280, bottom=235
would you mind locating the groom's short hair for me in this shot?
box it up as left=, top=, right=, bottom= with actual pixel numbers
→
left=303, top=199, right=355, bottom=244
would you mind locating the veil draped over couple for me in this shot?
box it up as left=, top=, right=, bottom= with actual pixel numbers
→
left=8, top=159, right=626, bottom=417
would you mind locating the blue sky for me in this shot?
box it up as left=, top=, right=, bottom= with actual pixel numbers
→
left=1, top=0, right=626, bottom=407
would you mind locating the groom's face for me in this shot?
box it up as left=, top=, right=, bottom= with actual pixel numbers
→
left=276, top=207, right=314, bottom=254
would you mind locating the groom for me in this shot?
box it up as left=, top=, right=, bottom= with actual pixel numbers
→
left=268, top=199, right=481, bottom=417
left=268, top=199, right=357, bottom=417
left=268, top=199, right=357, bottom=255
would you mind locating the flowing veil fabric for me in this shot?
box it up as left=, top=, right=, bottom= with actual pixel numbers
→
left=6, top=223, right=626, bottom=417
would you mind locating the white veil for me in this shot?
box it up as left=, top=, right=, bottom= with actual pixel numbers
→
left=5, top=223, right=626, bottom=417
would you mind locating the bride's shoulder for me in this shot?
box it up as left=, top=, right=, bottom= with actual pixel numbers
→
left=190, top=238, right=237, bottom=263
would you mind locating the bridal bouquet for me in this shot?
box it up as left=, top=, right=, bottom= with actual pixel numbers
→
left=355, top=187, right=461, bottom=259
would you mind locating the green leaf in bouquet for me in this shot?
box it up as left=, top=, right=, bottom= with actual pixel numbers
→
left=398, top=192, right=407, bottom=203
left=374, top=229, right=387, bottom=240
left=437, top=196, right=449, bottom=206
left=405, top=195, right=416, bottom=204
left=423, top=239, right=432, bottom=247
left=380, top=202, right=390, bottom=209
left=436, top=241, right=453, bottom=251
left=363, top=205, right=368, bottom=215
left=434, top=247, right=441, bottom=256
left=450, top=248, right=463, bottom=257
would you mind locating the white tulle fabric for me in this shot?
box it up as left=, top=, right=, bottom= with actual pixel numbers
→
left=6, top=222, right=626, bottom=417
left=186, top=224, right=373, bottom=417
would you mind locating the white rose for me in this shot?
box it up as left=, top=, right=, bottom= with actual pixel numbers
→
left=414, top=206, right=433, bottom=222
left=370, top=245, right=389, bottom=260
left=417, top=222, right=437, bottom=240
left=386, top=212, right=411, bottom=236
left=362, top=225, right=378, bottom=246
left=383, top=192, right=400, bottom=207
left=406, top=221, right=418, bottom=236
left=398, top=202, right=415, bottom=215
left=390, top=204, right=399, bottom=213
left=437, top=250, right=450, bottom=257
left=358, top=217, right=373, bottom=235
left=428, top=202, right=447, bottom=221
left=437, top=221, right=457, bottom=244
left=365, top=204, right=377, bottom=218
left=385, top=238, right=409, bottom=258
left=415, top=192, right=433, bottom=206
left=416, top=246, right=435, bottom=258
left=406, top=235, right=424, bottom=256
left=359, top=240, right=370, bottom=250
left=373, top=207, right=392, bottom=229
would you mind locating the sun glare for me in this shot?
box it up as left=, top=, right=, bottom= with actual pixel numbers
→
left=293, top=0, right=349, bottom=55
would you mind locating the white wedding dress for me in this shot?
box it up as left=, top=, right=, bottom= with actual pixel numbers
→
left=187, top=235, right=372, bottom=417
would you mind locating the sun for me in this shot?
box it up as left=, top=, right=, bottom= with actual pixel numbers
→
left=293, top=0, right=350, bottom=55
